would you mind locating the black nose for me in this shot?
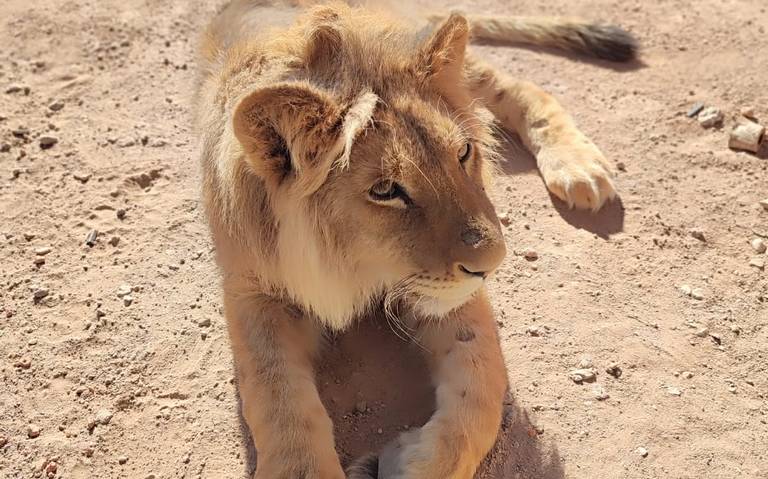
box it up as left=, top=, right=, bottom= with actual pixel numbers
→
left=459, top=264, right=487, bottom=279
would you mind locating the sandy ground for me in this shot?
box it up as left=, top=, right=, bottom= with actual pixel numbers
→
left=1, top=0, right=767, bottom=478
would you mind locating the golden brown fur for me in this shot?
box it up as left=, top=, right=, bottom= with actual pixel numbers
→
left=195, top=1, right=636, bottom=477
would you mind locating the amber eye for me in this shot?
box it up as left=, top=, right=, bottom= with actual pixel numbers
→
left=458, top=142, right=472, bottom=164
left=368, top=180, right=412, bottom=206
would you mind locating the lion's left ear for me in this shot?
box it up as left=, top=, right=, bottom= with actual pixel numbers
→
left=415, top=13, right=470, bottom=84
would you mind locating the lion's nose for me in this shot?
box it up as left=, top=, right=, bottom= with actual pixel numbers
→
left=452, top=224, right=506, bottom=279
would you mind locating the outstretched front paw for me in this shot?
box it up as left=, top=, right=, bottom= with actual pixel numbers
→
left=537, top=140, right=617, bottom=211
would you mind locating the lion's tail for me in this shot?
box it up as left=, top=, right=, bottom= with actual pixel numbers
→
left=433, top=14, right=638, bottom=62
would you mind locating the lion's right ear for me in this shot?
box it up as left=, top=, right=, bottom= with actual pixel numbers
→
left=233, top=83, right=344, bottom=194
left=233, top=83, right=376, bottom=195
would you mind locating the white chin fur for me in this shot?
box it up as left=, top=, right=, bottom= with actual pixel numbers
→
left=411, top=292, right=476, bottom=319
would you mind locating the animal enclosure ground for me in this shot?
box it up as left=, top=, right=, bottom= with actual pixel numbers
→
left=1, top=1, right=766, bottom=478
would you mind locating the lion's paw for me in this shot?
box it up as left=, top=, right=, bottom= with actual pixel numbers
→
left=537, top=141, right=617, bottom=212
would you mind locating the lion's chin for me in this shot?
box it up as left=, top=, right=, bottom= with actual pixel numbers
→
left=410, top=293, right=476, bottom=319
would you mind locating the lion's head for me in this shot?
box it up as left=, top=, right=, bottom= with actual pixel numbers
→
left=228, top=9, right=506, bottom=327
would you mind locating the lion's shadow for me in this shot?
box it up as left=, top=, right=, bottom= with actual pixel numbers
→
left=236, top=317, right=565, bottom=479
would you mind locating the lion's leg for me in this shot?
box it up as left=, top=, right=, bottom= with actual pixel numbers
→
left=372, top=290, right=507, bottom=479
left=466, top=56, right=616, bottom=211
left=224, top=284, right=345, bottom=479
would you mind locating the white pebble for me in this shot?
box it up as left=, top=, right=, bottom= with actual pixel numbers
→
left=691, top=289, right=704, bottom=300
left=751, top=238, right=767, bottom=254
left=697, top=107, right=723, bottom=128
left=667, top=386, right=682, bottom=396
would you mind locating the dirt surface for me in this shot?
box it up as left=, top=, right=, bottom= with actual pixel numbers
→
left=1, top=1, right=767, bottom=478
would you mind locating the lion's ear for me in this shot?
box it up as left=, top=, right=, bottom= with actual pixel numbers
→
left=415, top=13, right=469, bottom=83
left=233, top=83, right=376, bottom=195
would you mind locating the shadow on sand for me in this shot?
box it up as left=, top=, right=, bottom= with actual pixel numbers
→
left=236, top=317, right=564, bottom=478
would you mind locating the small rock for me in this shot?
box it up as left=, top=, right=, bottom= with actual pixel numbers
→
left=85, top=229, right=98, bottom=247
left=12, top=127, right=29, bottom=138
left=109, top=236, right=120, bottom=247
left=14, top=357, right=32, bottom=369
left=0, top=434, right=8, bottom=448
left=728, top=384, right=737, bottom=394
left=0, top=143, right=10, bottom=153
left=116, top=208, right=127, bottom=220
left=679, top=284, right=692, bottom=296
left=526, top=326, right=542, bottom=337
left=33, top=287, right=49, bottom=301
left=688, top=228, right=706, bottom=242
left=49, top=100, right=65, bottom=111
left=44, top=461, right=58, bottom=475
left=740, top=107, right=757, bottom=120
left=760, top=199, right=768, bottom=211
left=697, top=107, right=723, bottom=128
left=117, top=284, right=132, bottom=298
left=27, top=424, right=41, bottom=439
left=498, top=213, right=512, bottom=227
left=355, top=401, right=367, bottom=414
left=635, top=447, right=649, bottom=458
left=695, top=327, right=709, bottom=338
left=569, top=369, right=596, bottom=384
left=751, top=238, right=767, bottom=254
left=682, top=371, right=694, bottom=379
left=710, top=333, right=722, bottom=345
left=94, top=409, right=113, bottom=425
left=35, top=246, right=52, bottom=256
left=523, top=249, right=538, bottom=261
left=118, top=137, right=136, bottom=148
left=198, top=318, right=211, bottom=328
left=729, top=325, right=741, bottom=335
left=605, top=362, right=623, bottom=379
left=686, top=103, right=704, bottom=118
left=667, top=386, right=682, bottom=396
left=39, top=136, right=58, bottom=150
left=118, top=455, right=129, bottom=465
left=749, top=258, right=765, bottom=271
left=123, top=295, right=133, bottom=306
left=729, top=120, right=765, bottom=153
left=73, top=172, right=91, bottom=183
left=593, top=386, right=610, bottom=401
left=690, top=289, right=704, bottom=300
left=6, top=84, right=30, bottom=95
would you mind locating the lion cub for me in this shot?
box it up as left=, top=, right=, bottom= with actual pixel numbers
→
left=195, top=1, right=635, bottom=477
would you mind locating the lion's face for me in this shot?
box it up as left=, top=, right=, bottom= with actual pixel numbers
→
left=313, top=93, right=506, bottom=318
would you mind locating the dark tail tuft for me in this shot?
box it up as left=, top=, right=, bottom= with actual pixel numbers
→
left=575, top=24, right=638, bottom=62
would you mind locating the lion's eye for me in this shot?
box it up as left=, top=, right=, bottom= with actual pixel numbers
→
left=458, top=142, right=472, bottom=164
left=369, top=180, right=409, bottom=204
